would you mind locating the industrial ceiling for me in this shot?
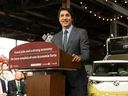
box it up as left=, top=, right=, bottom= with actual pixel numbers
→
left=0, top=0, right=128, bottom=60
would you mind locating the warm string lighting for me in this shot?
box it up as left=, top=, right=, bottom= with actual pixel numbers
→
left=124, top=0, right=127, bottom=3
left=112, top=0, right=128, bottom=9
left=79, top=1, right=128, bottom=22
left=114, top=0, right=117, bottom=3
left=106, top=0, right=128, bottom=4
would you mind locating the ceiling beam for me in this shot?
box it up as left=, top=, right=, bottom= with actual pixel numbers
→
left=95, top=0, right=128, bottom=16
left=24, top=10, right=51, bottom=20
left=0, top=11, right=59, bottom=30
left=9, top=14, right=32, bottom=22
left=39, top=23, right=59, bottom=30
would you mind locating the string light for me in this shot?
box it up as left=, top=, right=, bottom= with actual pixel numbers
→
left=98, top=16, right=101, bottom=19
left=114, top=0, right=117, bottom=3
left=94, top=14, right=97, bottom=16
left=125, top=1, right=128, bottom=4
left=117, top=17, right=120, bottom=19
left=84, top=6, right=87, bottom=9
left=79, top=1, right=128, bottom=22
left=111, top=0, right=128, bottom=8
left=80, top=2, right=83, bottom=5
left=89, top=11, right=92, bottom=13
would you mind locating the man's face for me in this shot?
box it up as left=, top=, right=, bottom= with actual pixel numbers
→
left=15, top=71, right=22, bottom=80
left=59, top=10, right=73, bottom=29
left=2, top=64, right=9, bottom=71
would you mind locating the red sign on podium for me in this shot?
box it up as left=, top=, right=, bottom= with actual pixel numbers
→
left=9, top=42, right=60, bottom=69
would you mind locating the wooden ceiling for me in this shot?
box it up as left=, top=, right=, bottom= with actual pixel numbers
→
left=0, top=0, right=128, bottom=60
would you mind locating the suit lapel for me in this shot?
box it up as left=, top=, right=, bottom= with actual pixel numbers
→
left=58, top=31, right=64, bottom=49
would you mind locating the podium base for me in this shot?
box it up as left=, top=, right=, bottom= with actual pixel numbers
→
left=27, top=75, right=65, bottom=96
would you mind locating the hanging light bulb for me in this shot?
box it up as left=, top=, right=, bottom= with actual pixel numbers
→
left=110, top=34, right=114, bottom=37
left=117, top=17, right=120, bottom=19
left=107, top=19, right=109, bottom=21
left=94, top=14, right=97, bottom=16
left=80, top=2, right=83, bottom=5
left=125, top=1, right=128, bottom=4
left=89, top=11, right=92, bottom=13
left=114, top=18, right=116, bottom=20
left=84, top=6, right=87, bottom=9
left=114, top=0, right=117, bottom=3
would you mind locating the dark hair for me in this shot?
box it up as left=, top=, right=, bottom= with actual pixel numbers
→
left=58, top=7, right=74, bottom=19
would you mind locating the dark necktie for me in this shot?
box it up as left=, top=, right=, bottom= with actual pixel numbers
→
left=63, top=30, right=68, bottom=51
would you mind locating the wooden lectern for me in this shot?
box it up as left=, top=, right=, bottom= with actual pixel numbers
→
left=27, top=75, right=65, bottom=96
left=9, top=42, right=80, bottom=96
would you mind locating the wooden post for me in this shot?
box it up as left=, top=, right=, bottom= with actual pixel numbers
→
left=62, top=0, right=70, bottom=8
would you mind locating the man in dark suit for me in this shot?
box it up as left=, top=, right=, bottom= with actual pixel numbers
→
left=8, top=71, right=26, bottom=96
left=51, top=7, right=89, bottom=96
left=0, top=78, right=7, bottom=96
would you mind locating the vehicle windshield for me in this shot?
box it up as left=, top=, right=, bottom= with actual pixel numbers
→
left=108, top=37, right=128, bottom=54
left=92, top=63, right=128, bottom=76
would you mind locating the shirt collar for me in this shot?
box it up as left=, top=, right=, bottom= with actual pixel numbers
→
left=62, top=25, right=73, bottom=34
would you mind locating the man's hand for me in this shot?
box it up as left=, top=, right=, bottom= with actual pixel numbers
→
left=1, top=93, right=7, bottom=96
left=72, top=54, right=81, bottom=62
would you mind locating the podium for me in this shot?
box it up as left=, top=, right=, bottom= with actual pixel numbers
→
left=9, top=42, right=80, bottom=96
left=27, top=75, right=65, bottom=96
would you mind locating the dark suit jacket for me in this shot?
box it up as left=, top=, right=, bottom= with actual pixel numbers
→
left=8, top=80, right=26, bottom=96
left=52, top=26, right=89, bottom=86
left=0, top=78, right=6, bottom=93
